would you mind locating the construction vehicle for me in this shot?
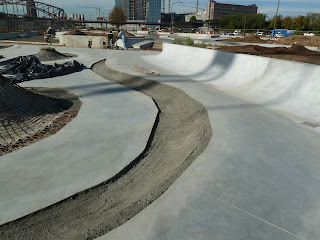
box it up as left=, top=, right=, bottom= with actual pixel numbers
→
left=44, top=27, right=56, bottom=43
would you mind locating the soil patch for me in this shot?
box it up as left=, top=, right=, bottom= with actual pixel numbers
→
left=224, top=34, right=320, bottom=47
left=65, top=29, right=87, bottom=36
left=217, top=44, right=320, bottom=65
left=276, top=35, right=320, bottom=47
left=225, top=34, right=269, bottom=43
left=35, top=47, right=77, bottom=61
left=65, top=29, right=134, bottom=37
left=0, top=60, right=212, bottom=239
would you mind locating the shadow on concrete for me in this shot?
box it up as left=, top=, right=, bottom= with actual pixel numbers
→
left=158, top=50, right=236, bottom=83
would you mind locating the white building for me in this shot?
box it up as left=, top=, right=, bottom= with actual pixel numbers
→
left=185, top=11, right=207, bottom=22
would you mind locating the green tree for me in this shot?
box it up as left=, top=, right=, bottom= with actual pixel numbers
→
left=306, top=13, right=320, bottom=31
left=292, top=15, right=305, bottom=30
left=269, top=15, right=282, bottom=29
left=218, top=13, right=266, bottom=29
left=109, top=6, right=126, bottom=28
left=281, top=16, right=292, bottom=29
left=246, top=13, right=267, bottom=29
left=189, top=16, right=197, bottom=27
left=204, top=19, right=220, bottom=28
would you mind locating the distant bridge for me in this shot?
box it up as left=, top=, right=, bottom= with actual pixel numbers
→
left=0, top=0, right=66, bottom=19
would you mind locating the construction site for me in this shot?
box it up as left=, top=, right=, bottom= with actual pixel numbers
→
left=0, top=0, right=320, bottom=239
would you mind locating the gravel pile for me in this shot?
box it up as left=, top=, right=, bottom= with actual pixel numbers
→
left=35, top=47, right=77, bottom=61
left=227, top=34, right=268, bottom=43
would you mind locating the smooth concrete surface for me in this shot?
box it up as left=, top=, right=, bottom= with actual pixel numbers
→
left=0, top=31, right=38, bottom=40
left=93, top=49, right=320, bottom=240
left=174, top=33, right=214, bottom=39
left=147, top=43, right=320, bottom=123
left=115, top=37, right=154, bottom=49
left=58, top=35, right=106, bottom=48
left=136, top=30, right=150, bottom=35
left=0, top=45, right=157, bottom=224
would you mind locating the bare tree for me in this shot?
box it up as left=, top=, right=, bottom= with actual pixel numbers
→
left=109, top=6, right=126, bottom=29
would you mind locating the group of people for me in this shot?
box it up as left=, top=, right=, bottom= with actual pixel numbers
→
left=106, top=30, right=127, bottom=50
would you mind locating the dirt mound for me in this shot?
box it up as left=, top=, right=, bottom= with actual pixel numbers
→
left=227, top=34, right=268, bottom=43
left=66, top=29, right=106, bottom=36
left=282, top=44, right=317, bottom=54
left=65, top=29, right=134, bottom=37
left=276, top=35, right=320, bottom=47
left=35, top=47, right=77, bottom=61
left=217, top=44, right=320, bottom=65
left=65, top=29, right=86, bottom=35
left=85, top=31, right=106, bottom=36
left=219, top=45, right=282, bottom=54
left=225, top=34, right=320, bottom=47
left=219, top=44, right=318, bottom=55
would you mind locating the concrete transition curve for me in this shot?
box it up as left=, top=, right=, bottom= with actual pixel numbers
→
left=0, top=75, right=81, bottom=156
left=148, top=43, right=320, bottom=122
left=0, top=60, right=212, bottom=239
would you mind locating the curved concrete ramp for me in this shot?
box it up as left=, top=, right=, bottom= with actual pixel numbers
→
left=0, top=60, right=212, bottom=239
left=0, top=75, right=80, bottom=155
left=145, top=43, right=320, bottom=122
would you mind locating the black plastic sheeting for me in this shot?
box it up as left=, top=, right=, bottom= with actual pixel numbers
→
left=0, top=55, right=83, bottom=83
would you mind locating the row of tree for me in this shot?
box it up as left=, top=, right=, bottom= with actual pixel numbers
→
left=270, top=13, right=320, bottom=31
left=206, top=13, right=320, bottom=31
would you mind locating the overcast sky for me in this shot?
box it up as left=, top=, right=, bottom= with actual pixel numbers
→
left=40, top=0, right=320, bottom=20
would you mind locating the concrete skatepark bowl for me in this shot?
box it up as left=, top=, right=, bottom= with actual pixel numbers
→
left=1, top=43, right=320, bottom=240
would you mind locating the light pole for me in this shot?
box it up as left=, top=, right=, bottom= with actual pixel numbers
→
left=243, top=13, right=247, bottom=36
left=273, top=0, right=280, bottom=38
left=170, top=1, right=182, bottom=33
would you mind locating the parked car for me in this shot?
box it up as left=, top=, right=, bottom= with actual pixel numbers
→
left=275, top=33, right=285, bottom=38
left=304, top=32, right=315, bottom=36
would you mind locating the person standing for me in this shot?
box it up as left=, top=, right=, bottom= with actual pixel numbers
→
left=88, top=38, right=92, bottom=48
left=118, top=30, right=128, bottom=50
left=107, top=31, right=114, bottom=48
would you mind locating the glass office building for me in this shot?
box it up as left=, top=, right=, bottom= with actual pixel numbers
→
left=114, top=0, right=161, bottom=23
left=147, top=0, right=161, bottom=23
left=115, top=0, right=130, bottom=19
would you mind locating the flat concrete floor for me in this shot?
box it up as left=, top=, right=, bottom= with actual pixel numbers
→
left=0, top=45, right=157, bottom=224
left=1, top=45, right=320, bottom=240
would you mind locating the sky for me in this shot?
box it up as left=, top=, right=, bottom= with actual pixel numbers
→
left=40, top=0, right=320, bottom=20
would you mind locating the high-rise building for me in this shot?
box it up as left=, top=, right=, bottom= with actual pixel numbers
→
left=206, top=1, right=257, bottom=20
left=115, top=0, right=161, bottom=23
